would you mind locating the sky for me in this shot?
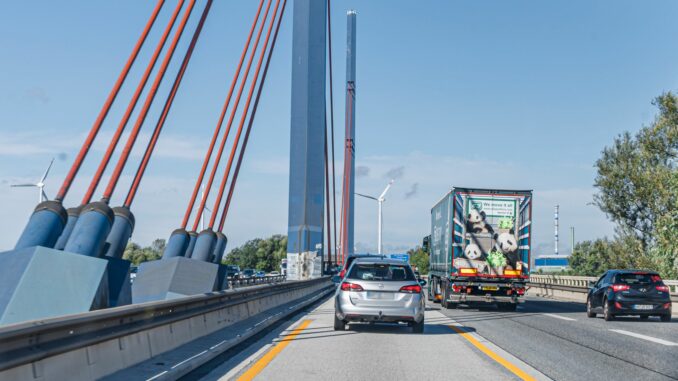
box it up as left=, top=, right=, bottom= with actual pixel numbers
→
left=2, top=1, right=678, bottom=256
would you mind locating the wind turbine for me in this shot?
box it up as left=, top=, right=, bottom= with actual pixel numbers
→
left=11, top=158, right=54, bottom=203
left=356, top=179, right=394, bottom=254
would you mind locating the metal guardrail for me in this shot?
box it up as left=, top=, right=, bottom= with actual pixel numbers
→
left=529, top=275, right=678, bottom=301
left=228, top=275, right=286, bottom=288
left=0, top=277, right=325, bottom=373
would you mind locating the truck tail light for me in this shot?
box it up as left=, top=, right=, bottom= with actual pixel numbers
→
left=340, top=282, right=363, bottom=292
left=399, top=285, right=422, bottom=293
left=516, top=288, right=525, bottom=295
left=452, top=285, right=462, bottom=293
left=611, top=284, right=630, bottom=292
left=459, top=268, right=477, bottom=275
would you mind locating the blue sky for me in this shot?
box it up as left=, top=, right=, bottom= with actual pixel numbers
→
left=2, top=1, right=678, bottom=255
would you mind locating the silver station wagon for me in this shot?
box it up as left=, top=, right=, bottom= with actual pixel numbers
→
left=333, top=257, right=427, bottom=333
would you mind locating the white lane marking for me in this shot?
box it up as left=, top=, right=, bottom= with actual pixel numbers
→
left=171, top=350, right=208, bottom=369
left=543, top=313, right=576, bottom=321
left=609, top=329, right=678, bottom=346
left=146, top=371, right=168, bottom=381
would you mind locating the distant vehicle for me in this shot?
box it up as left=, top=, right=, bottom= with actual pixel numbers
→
left=334, top=257, right=427, bottom=333
left=428, top=187, right=533, bottom=310
left=129, top=266, right=139, bottom=282
left=241, top=269, right=255, bottom=278
left=414, top=271, right=422, bottom=281
left=255, top=271, right=266, bottom=278
left=587, top=270, right=672, bottom=322
left=224, top=265, right=241, bottom=279
left=268, top=271, right=281, bottom=277
left=338, top=253, right=381, bottom=279
left=280, top=259, right=288, bottom=276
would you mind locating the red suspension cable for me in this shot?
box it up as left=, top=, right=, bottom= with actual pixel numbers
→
left=102, top=0, right=198, bottom=203
left=192, top=0, right=274, bottom=232
left=218, top=0, right=287, bottom=231
left=55, top=0, right=165, bottom=202
left=83, top=0, right=185, bottom=205
left=180, top=0, right=266, bottom=229
left=125, top=0, right=213, bottom=208
left=209, top=0, right=281, bottom=230
left=327, top=0, right=338, bottom=265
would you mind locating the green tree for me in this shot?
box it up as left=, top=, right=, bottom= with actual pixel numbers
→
left=122, top=240, right=164, bottom=265
left=223, top=235, right=288, bottom=272
left=592, top=92, right=677, bottom=277
left=408, top=246, right=429, bottom=275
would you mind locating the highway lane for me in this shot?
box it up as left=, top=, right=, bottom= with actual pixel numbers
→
left=194, top=298, right=548, bottom=381
left=436, top=296, right=678, bottom=381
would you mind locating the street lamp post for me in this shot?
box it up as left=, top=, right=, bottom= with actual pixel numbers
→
left=356, top=179, right=394, bottom=254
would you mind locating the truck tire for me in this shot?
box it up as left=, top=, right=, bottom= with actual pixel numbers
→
left=432, top=278, right=441, bottom=304
left=427, top=278, right=433, bottom=302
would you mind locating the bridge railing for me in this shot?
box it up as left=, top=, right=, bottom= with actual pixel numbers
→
left=0, top=277, right=331, bottom=380
left=228, top=275, right=286, bottom=288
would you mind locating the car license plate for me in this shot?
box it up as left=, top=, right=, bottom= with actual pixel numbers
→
left=633, top=304, right=653, bottom=310
left=366, top=292, right=394, bottom=300
left=481, top=286, right=499, bottom=291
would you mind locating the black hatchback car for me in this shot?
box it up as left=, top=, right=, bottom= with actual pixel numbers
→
left=587, top=270, right=672, bottom=322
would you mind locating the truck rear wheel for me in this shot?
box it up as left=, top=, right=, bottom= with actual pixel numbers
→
left=432, top=278, right=441, bottom=304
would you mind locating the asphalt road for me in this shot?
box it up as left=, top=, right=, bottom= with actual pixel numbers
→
left=188, top=295, right=678, bottom=381
left=437, top=296, right=678, bottom=381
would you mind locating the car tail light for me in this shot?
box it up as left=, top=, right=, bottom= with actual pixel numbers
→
left=452, top=285, right=462, bottom=293
left=399, top=284, right=422, bottom=294
left=516, top=288, right=525, bottom=295
left=459, top=268, right=477, bottom=275
left=339, top=269, right=346, bottom=278
left=507, top=289, right=513, bottom=295
left=614, top=302, right=623, bottom=309
left=466, top=287, right=472, bottom=294
left=656, top=285, right=670, bottom=292
left=611, top=284, right=630, bottom=292
left=663, top=303, right=671, bottom=309
left=340, top=282, right=363, bottom=291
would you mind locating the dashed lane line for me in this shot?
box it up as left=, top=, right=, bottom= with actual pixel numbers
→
left=609, top=329, right=678, bottom=346
left=542, top=313, right=576, bottom=321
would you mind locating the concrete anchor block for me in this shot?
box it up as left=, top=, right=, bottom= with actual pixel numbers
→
left=0, top=246, right=108, bottom=325
left=131, top=257, right=219, bottom=304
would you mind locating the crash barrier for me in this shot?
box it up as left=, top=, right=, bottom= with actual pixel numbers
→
left=528, top=274, right=678, bottom=303
left=0, top=277, right=331, bottom=381
left=228, top=275, right=286, bottom=288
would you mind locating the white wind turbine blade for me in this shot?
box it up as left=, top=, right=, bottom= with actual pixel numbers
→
left=11, top=184, right=37, bottom=187
left=378, top=179, right=395, bottom=201
left=42, top=189, right=49, bottom=201
left=40, top=158, right=55, bottom=183
left=355, top=192, right=378, bottom=201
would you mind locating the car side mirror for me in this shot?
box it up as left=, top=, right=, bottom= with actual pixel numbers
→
left=418, top=279, right=427, bottom=287
left=331, top=275, right=341, bottom=284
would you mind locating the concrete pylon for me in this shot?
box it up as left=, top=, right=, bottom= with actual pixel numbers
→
left=286, top=0, right=327, bottom=280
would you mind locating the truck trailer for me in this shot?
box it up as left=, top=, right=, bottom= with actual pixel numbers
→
left=428, top=187, right=533, bottom=310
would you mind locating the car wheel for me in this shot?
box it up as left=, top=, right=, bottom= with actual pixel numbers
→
left=586, top=298, right=596, bottom=318
left=333, top=314, right=345, bottom=331
left=412, top=319, right=424, bottom=334
left=603, top=299, right=614, bottom=321
left=660, top=314, right=671, bottom=322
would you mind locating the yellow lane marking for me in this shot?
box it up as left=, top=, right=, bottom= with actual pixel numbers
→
left=449, top=325, right=536, bottom=381
left=237, top=319, right=313, bottom=381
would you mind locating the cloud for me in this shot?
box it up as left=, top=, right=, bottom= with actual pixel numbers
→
left=384, top=166, right=404, bottom=180
left=404, top=183, right=418, bottom=199
left=356, top=165, right=370, bottom=178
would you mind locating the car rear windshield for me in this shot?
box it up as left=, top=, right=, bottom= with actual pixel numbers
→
left=615, top=273, right=662, bottom=284
left=347, top=263, right=415, bottom=281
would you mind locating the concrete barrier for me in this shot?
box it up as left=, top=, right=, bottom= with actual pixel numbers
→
left=0, top=278, right=331, bottom=381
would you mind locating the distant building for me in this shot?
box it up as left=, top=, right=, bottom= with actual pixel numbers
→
left=534, top=255, right=569, bottom=272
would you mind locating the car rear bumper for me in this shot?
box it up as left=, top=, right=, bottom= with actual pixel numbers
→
left=448, top=294, right=522, bottom=304
left=335, top=296, right=424, bottom=323
left=611, top=299, right=671, bottom=315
